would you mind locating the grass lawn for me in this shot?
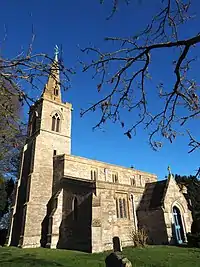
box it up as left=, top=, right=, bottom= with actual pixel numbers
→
left=0, top=246, right=199, bottom=267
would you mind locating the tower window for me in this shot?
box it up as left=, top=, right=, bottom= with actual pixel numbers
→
left=51, top=113, right=60, bottom=132
left=53, top=150, right=57, bottom=156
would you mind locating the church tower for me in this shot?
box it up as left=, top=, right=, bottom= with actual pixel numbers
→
left=8, top=48, right=72, bottom=248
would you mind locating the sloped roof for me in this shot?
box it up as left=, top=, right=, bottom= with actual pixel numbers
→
left=137, top=179, right=168, bottom=211
left=149, top=180, right=168, bottom=209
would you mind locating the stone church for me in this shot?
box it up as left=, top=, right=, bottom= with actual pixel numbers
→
left=7, top=51, right=192, bottom=253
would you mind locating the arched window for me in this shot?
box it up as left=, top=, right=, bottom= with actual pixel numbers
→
left=72, top=197, right=78, bottom=221
left=51, top=113, right=60, bottom=132
left=172, top=206, right=185, bottom=243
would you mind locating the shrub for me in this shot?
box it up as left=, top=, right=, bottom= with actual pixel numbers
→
left=191, top=218, right=200, bottom=234
left=129, top=228, right=148, bottom=247
left=187, top=232, right=200, bottom=248
left=187, top=216, right=200, bottom=248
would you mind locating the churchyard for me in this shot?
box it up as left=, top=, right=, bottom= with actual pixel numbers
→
left=0, top=245, right=199, bottom=267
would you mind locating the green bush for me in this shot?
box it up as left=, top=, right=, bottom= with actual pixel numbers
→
left=187, top=232, right=200, bottom=248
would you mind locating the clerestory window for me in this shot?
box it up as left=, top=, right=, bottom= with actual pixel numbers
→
left=91, top=169, right=98, bottom=181
left=112, top=172, right=119, bottom=183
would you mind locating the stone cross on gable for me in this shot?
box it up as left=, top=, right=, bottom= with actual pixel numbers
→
left=167, top=166, right=172, bottom=175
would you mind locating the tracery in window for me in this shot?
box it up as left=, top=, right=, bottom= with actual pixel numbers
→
left=116, top=196, right=128, bottom=219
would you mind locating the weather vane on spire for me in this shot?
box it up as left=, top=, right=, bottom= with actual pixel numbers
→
left=54, top=45, right=59, bottom=60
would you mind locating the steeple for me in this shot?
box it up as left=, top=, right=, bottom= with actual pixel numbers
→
left=42, top=45, right=62, bottom=102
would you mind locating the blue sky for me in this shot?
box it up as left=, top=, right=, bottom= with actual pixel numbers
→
left=0, top=0, right=199, bottom=179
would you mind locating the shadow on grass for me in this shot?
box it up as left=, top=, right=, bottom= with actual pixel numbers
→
left=0, top=253, right=64, bottom=267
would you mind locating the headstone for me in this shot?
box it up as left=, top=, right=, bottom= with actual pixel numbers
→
left=105, top=252, right=123, bottom=267
left=105, top=253, right=132, bottom=267
left=105, top=237, right=132, bottom=267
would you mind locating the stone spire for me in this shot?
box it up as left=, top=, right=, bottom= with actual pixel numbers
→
left=42, top=45, right=61, bottom=102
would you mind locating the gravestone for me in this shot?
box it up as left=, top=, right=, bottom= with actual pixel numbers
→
left=105, top=237, right=132, bottom=267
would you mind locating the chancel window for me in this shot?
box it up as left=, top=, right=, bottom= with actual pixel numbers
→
left=51, top=113, right=60, bottom=132
left=116, top=197, right=127, bottom=219
left=112, top=172, right=118, bottom=183
left=91, top=169, right=97, bottom=181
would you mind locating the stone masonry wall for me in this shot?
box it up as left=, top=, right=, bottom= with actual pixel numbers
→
left=60, top=155, right=157, bottom=252
left=137, top=209, right=168, bottom=244
left=63, top=154, right=157, bottom=186
left=93, top=182, right=148, bottom=252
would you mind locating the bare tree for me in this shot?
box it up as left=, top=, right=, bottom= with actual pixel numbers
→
left=81, top=0, right=200, bottom=152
